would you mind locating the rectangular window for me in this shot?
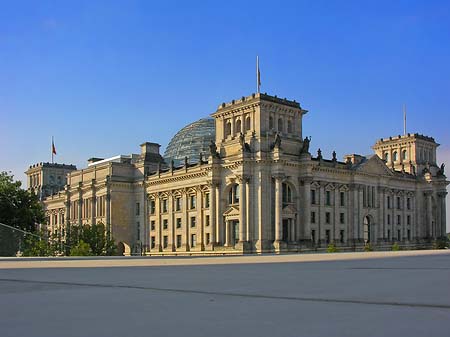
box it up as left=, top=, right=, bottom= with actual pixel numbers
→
left=162, top=199, right=168, bottom=213
left=205, top=215, right=210, bottom=227
left=311, top=229, right=316, bottom=243
left=163, top=235, right=168, bottom=248
left=407, top=229, right=411, bottom=241
left=136, top=222, right=140, bottom=239
left=397, top=215, right=401, bottom=225
left=407, top=198, right=411, bottom=210
left=206, top=233, right=210, bottom=245
left=340, top=230, right=345, bottom=243
left=175, top=197, right=181, bottom=211
left=205, top=193, right=210, bottom=208
left=150, top=220, right=155, bottom=231
left=387, top=214, right=391, bottom=225
left=191, top=234, right=197, bottom=247
left=151, top=236, right=155, bottom=249
left=150, top=200, right=156, bottom=214
left=387, top=196, right=391, bottom=209
left=397, top=229, right=401, bottom=241
left=190, top=216, right=196, bottom=228
left=326, top=191, right=331, bottom=206
left=387, top=229, right=391, bottom=240
left=340, top=213, right=345, bottom=224
left=190, top=195, right=196, bottom=209
left=407, top=215, right=411, bottom=225
left=310, top=211, right=316, bottom=224
left=340, top=192, right=345, bottom=206
left=61, top=213, right=65, bottom=224
left=325, top=212, right=331, bottom=224
left=325, top=229, right=331, bottom=244
left=136, top=202, right=140, bottom=216
left=397, top=197, right=401, bottom=210
left=176, top=218, right=182, bottom=229
left=311, top=190, right=316, bottom=205
left=176, top=235, right=182, bottom=248
left=163, top=219, right=168, bottom=230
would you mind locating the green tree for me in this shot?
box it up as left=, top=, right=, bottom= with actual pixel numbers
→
left=0, top=171, right=45, bottom=256
left=68, top=222, right=117, bottom=256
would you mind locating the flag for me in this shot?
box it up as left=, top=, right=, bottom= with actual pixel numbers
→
left=52, top=137, right=57, bottom=155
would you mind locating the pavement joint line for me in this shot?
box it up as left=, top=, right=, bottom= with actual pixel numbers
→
left=1, top=278, right=449, bottom=311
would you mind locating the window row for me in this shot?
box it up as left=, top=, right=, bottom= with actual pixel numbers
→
left=149, top=193, right=210, bottom=214
left=387, top=214, right=412, bottom=226
left=311, top=190, right=346, bottom=207
left=150, top=215, right=210, bottom=231
left=311, top=211, right=346, bottom=224
left=224, top=115, right=252, bottom=137
left=311, top=229, right=346, bottom=244
left=150, top=232, right=212, bottom=249
left=387, top=196, right=412, bottom=210
left=268, top=116, right=295, bottom=134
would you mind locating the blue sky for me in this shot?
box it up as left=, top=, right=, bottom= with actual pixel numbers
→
left=1, top=1, right=450, bottom=227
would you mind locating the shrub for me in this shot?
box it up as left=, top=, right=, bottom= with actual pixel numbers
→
left=432, top=238, right=448, bottom=250
left=327, top=244, right=338, bottom=253
left=364, top=243, right=373, bottom=252
left=392, top=242, right=400, bottom=251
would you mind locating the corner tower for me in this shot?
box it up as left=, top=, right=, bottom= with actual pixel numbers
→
left=210, top=93, right=308, bottom=159
left=372, top=133, right=439, bottom=175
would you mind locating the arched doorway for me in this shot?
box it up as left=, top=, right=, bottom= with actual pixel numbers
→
left=117, top=242, right=131, bottom=256
left=363, top=216, right=371, bottom=243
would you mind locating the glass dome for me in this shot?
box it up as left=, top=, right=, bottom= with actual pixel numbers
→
left=164, top=118, right=216, bottom=165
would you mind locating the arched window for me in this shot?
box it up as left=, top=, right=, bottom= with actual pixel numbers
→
left=225, top=120, right=231, bottom=137
left=282, top=183, right=293, bottom=205
left=235, top=119, right=241, bottom=133
left=228, top=184, right=240, bottom=204
left=269, top=116, right=274, bottom=130
left=393, top=151, right=398, bottom=162
left=287, top=120, right=293, bottom=133
left=245, top=116, right=251, bottom=131
left=402, top=150, right=407, bottom=160
left=278, top=118, right=283, bottom=132
left=384, top=152, right=389, bottom=162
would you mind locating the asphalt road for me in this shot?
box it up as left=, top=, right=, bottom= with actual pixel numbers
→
left=1, top=251, right=449, bottom=337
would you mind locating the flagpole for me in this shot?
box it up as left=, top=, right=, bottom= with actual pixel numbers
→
left=52, top=136, right=54, bottom=164
left=403, top=104, right=407, bottom=136
left=256, top=56, right=260, bottom=94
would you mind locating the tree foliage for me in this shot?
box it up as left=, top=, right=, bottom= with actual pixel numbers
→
left=70, top=240, right=92, bottom=256
left=0, top=171, right=45, bottom=256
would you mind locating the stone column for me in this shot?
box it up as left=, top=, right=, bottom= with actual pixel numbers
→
left=156, top=194, right=162, bottom=252
left=425, top=192, right=433, bottom=238
left=197, top=188, right=204, bottom=250
left=239, top=179, right=247, bottom=242
left=78, top=186, right=83, bottom=227
left=105, top=192, right=111, bottom=240
left=274, top=176, right=282, bottom=243
left=90, top=195, right=96, bottom=226
left=246, top=179, right=251, bottom=243
left=215, top=184, right=222, bottom=245
left=301, top=179, right=311, bottom=244
left=168, top=193, right=174, bottom=251
left=441, top=193, right=447, bottom=238
left=182, top=191, right=189, bottom=251
left=225, top=220, right=230, bottom=246
left=210, top=184, right=216, bottom=245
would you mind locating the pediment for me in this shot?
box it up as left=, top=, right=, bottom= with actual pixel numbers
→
left=223, top=205, right=240, bottom=217
left=355, top=155, right=394, bottom=176
left=282, top=204, right=297, bottom=214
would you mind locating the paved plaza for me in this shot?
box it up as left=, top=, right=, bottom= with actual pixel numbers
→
left=0, top=250, right=449, bottom=337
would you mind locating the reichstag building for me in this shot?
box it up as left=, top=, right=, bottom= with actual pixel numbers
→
left=27, top=93, right=448, bottom=255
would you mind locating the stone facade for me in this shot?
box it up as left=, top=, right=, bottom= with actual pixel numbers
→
left=32, top=93, right=448, bottom=255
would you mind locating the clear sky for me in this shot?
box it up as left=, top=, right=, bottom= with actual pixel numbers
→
left=1, top=0, right=449, bottom=229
